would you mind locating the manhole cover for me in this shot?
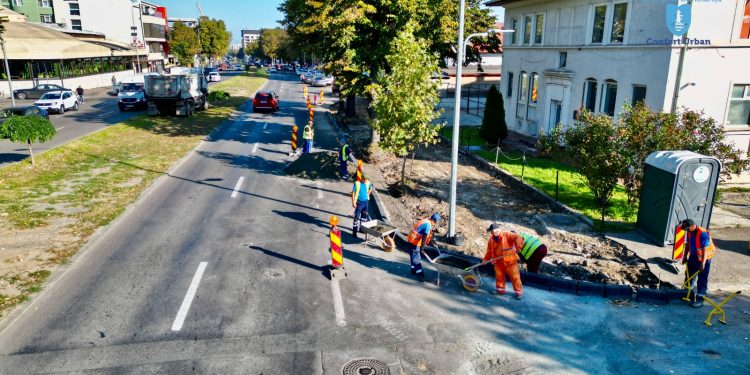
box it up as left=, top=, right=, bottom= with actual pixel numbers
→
left=263, top=268, right=286, bottom=279
left=342, top=358, right=390, bottom=375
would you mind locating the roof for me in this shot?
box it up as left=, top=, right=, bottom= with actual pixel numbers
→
left=241, top=29, right=261, bottom=35
left=485, top=0, right=525, bottom=6
left=645, top=151, right=716, bottom=173
left=0, top=21, right=140, bottom=60
left=0, top=6, right=27, bottom=22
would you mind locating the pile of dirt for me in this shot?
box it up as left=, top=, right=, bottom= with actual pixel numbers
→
left=357, top=137, right=659, bottom=287
left=285, top=151, right=340, bottom=180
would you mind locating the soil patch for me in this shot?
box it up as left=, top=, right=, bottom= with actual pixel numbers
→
left=285, top=151, right=340, bottom=180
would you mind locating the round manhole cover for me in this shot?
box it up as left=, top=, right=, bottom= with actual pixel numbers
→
left=342, top=358, right=390, bottom=375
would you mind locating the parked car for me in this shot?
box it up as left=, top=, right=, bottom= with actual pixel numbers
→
left=34, top=90, right=79, bottom=114
left=324, top=75, right=334, bottom=86
left=311, top=75, right=327, bottom=87
left=13, top=84, right=69, bottom=100
left=207, top=71, right=221, bottom=82
left=303, top=74, right=315, bottom=84
left=0, top=106, right=49, bottom=122
left=252, top=91, right=280, bottom=113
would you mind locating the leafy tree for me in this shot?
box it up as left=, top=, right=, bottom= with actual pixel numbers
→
left=198, top=17, right=231, bottom=59
left=169, top=21, right=200, bottom=66
left=258, top=28, right=288, bottom=62
left=0, top=115, right=56, bottom=166
left=236, top=46, right=245, bottom=61
left=478, top=84, right=507, bottom=145
left=244, top=41, right=260, bottom=59
left=370, top=25, right=442, bottom=188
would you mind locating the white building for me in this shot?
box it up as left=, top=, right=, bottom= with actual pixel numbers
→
left=51, top=0, right=170, bottom=72
left=241, top=29, right=260, bottom=49
left=168, top=17, right=198, bottom=28
left=488, top=0, right=750, bottom=158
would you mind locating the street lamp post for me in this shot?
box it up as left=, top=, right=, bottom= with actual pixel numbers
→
left=447, top=0, right=513, bottom=241
left=0, top=16, right=15, bottom=107
left=130, top=0, right=143, bottom=72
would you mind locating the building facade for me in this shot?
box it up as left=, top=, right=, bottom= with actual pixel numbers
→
left=488, top=0, right=750, bottom=158
left=1, top=0, right=55, bottom=23
left=168, top=17, right=197, bottom=28
left=241, top=29, right=260, bottom=49
left=51, top=0, right=169, bottom=72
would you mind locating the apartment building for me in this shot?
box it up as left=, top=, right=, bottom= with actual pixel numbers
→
left=1, top=0, right=55, bottom=23
left=487, top=0, right=750, bottom=158
left=241, top=29, right=260, bottom=49
left=168, top=17, right=198, bottom=28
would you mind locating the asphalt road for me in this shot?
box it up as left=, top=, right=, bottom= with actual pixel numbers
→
left=0, top=71, right=242, bottom=167
left=0, top=72, right=748, bottom=374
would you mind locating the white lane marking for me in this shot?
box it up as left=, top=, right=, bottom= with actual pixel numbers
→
left=263, top=122, right=268, bottom=130
left=331, top=277, right=347, bottom=327
left=252, top=143, right=259, bottom=154
left=171, top=262, right=208, bottom=331
left=231, top=176, right=245, bottom=198
left=56, top=127, right=65, bottom=130
left=315, top=181, right=323, bottom=199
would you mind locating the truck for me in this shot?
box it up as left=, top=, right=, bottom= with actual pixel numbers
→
left=117, top=74, right=147, bottom=112
left=143, top=68, right=208, bottom=117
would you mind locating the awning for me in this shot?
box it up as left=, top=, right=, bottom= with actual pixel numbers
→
left=0, top=22, right=142, bottom=60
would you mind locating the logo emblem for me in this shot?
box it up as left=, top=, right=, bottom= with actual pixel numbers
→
left=666, top=1, right=692, bottom=37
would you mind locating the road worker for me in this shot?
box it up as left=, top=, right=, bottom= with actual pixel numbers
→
left=339, top=136, right=356, bottom=180
left=351, top=175, right=372, bottom=238
left=512, top=229, right=548, bottom=273
left=406, top=213, right=440, bottom=280
left=302, top=121, right=314, bottom=154
left=681, top=219, right=716, bottom=308
left=484, top=223, right=524, bottom=300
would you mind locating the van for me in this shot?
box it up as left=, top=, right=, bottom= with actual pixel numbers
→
left=117, top=75, right=147, bottom=111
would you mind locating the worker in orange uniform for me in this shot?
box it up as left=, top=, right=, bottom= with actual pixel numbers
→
left=483, top=223, right=525, bottom=300
left=680, top=219, right=716, bottom=308
left=406, top=213, right=440, bottom=280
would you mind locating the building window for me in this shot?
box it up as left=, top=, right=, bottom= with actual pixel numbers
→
left=528, top=72, right=539, bottom=121
left=611, top=2, right=628, bottom=43
left=507, top=72, right=514, bottom=98
left=12, top=0, right=23, bottom=6
left=741, top=0, right=750, bottom=39
left=592, top=5, right=607, bottom=44
left=517, top=71, right=529, bottom=119
left=559, top=51, right=567, bottom=69
left=583, top=78, right=598, bottom=112
left=510, top=18, right=518, bottom=45
left=601, top=79, right=618, bottom=116
left=728, top=84, right=750, bottom=125
left=632, top=85, right=646, bottom=105
left=523, top=16, right=532, bottom=45
left=38, top=0, right=50, bottom=7
left=40, top=14, right=53, bottom=23
left=71, top=19, right=82, bottom=31
left=69, top=3, right=80, bottom=16
left=534, top=14, right=544, bottom=44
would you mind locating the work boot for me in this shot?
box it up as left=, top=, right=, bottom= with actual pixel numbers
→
left=515, top=294, right=523, bottom=301
left=691, top=298, right=704, bottom=308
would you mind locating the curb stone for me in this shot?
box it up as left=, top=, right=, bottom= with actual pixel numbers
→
left=636, top=287, right=669, bottom=304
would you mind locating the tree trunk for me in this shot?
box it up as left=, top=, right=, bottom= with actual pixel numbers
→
left=401, top=153, right=408, bottom=190
left=27, top=140, right=35, bottom=166
left=346, top=94, right=356, bottom=118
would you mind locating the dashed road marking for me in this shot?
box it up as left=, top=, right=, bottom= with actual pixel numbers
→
left=231, top=177, right=245, bottom=198
left=252, top=143, right=259, bottom=153
left=171, top=262, right=208, bottom=331
left=331, top=277, right=346, bottom=327
left=315, top=181, right=323, bottom=199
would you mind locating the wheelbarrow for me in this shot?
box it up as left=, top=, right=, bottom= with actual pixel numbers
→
left=360, top=219, right=398, bottom=252
left=421, top=246, right=501, bottom=292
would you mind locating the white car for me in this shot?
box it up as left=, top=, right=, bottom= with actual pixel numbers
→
left=324, top=75, right=334, bottom=86
left=311, top=75, right=327, bottom=87
left=207, top=71, right=221, bottom=82
left=34, top=90, right=79, bottom=114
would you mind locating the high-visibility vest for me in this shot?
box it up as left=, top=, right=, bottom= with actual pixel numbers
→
left=689, top=226, right=716, bottom=262
left=354, top=181, right=370, bottom=201
left=303, top=125, right=313, bottom=140
left=340, top=144, right=349, bottom=161
left=518, top=232, right=543, bottom=260
left=485, top=233, right=521, bottom=266
left=407, top=218, right=433, bottom=247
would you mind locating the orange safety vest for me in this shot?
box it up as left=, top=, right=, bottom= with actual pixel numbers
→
left=690, top=226, right=716, bottom=262
left=484, top=233, right=522, bottom=266
left=407, top=218, right=433, bottom=247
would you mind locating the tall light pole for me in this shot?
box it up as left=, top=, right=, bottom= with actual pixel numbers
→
left=130, top=0, right=143, bottom=72
left=447, top=0, right=513, bottom=241
left=0, top=16, right=15, bottom=107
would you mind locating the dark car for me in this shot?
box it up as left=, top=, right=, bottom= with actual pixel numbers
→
left=13, top=84, right=68, bottom=100
left=252, top=91, right=279, bottom=112
left=0, top=106, right=49, bottom=122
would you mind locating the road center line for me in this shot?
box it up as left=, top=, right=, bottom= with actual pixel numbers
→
left=331, top=278, right=347, bottom=327
left=315, top=181, right=323, bottom=199
left=171, top=262, right=208, bottom=332
left=252, top=142, right=259, bottom=153
left=263, top=123, right=268, bottom=130
left=231, top=176, right=245, bottom=198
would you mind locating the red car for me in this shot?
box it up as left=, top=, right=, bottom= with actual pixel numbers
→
left=253, top=91, right=280, bottom=112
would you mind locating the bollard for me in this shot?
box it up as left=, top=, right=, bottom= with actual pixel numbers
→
left=329, top=216, right=343, bottom=269
left=291, top=125, right=298, bottom=153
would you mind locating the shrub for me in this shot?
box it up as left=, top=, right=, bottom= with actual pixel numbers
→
left=478, top=84, right=507, bottom=145
left=254, top=68, right=269, bottom=78
left=208, top=90, right=230, bottom=102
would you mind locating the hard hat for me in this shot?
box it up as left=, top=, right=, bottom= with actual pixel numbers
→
left=430, top=213, right=441, bottom=222
left=358, top=160, right=363, bottom=167
left=329, top=215, right=339, bottom=226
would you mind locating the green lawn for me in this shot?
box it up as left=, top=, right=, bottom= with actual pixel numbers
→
left=440, top=126, right=485, bottom=148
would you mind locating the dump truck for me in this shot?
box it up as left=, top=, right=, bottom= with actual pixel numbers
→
left=143, top=68, right=208, bottom=117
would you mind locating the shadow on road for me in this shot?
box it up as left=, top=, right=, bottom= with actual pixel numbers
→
left=247, top=245, right=330, bottom=280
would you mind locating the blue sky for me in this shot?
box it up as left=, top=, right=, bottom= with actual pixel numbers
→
left=159, top=0, right=503, bottom=44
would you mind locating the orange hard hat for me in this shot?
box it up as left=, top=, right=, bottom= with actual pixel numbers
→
left=357, top=160, right=363, bottom=167
left=329, top=215, right=339, bottom=226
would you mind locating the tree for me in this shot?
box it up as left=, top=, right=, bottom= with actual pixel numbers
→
left=478, top=84, right=507, bottom=145
left=169, top=21, right=200, bottom=66
left=244, top=41, right=260, bottom=59
left=258, top=28, right=289, bottom=62
left=236, top=46, right=245, bottom=61
left=198, top=17, right=231, bottom=59
left=0, top=115, right=56, bottom=166
left=370, top=25, right=442, bottom=188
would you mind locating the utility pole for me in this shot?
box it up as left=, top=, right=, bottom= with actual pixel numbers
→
left=0, top=16, right=16, bottom=107
left=447, top=0, right=466, bottom=241
left=130, top=0, right=143, bottom=72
